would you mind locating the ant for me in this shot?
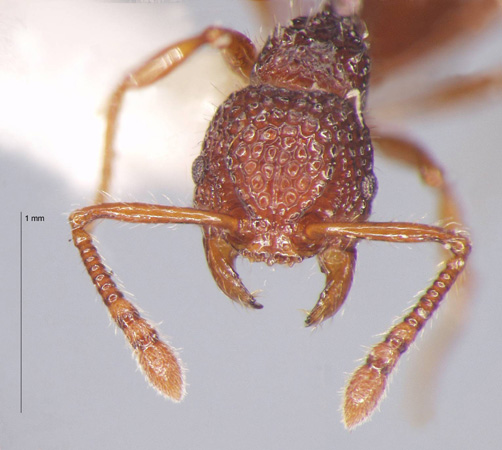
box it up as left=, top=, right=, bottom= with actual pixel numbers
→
left=69, top=1, right=483, bottom=429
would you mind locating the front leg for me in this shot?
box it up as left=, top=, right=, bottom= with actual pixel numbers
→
left=374, top=135, right=461, bottom=225
left=96, top=27, right=257, bottom=204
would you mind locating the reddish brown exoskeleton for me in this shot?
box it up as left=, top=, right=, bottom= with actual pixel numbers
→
left=70, top=3, right=472, bottom=429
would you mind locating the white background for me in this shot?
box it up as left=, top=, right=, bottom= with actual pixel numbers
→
left=1, top=1, right=502, bottom=449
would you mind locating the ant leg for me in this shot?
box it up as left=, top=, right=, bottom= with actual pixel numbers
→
left=69, top=202, right=238, bottom=400
left=362, top=0, right=499, bottom=81
left=412, top=68, right=502, bottom=112
left=96, top=27, right=258, bottom=204
left=203, top=230, right=263, bottom=309
left=305, top=245, right=356, bottom=326
left=305, top=221, right=471, bottom=429
left=378, top=68, right=502, bottom=115
left=374, top=135, right=461, bottom=225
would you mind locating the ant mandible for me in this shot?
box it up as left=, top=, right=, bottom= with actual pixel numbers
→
left=69, top=1, right=471, bottom=429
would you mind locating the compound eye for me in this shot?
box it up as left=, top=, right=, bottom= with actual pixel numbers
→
left=361, top=173, right=377, bottom=200
left=191, top=155, right=207, bottom=185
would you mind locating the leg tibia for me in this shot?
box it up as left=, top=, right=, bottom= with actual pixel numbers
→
left=374, top=135, right=462, bottom=225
